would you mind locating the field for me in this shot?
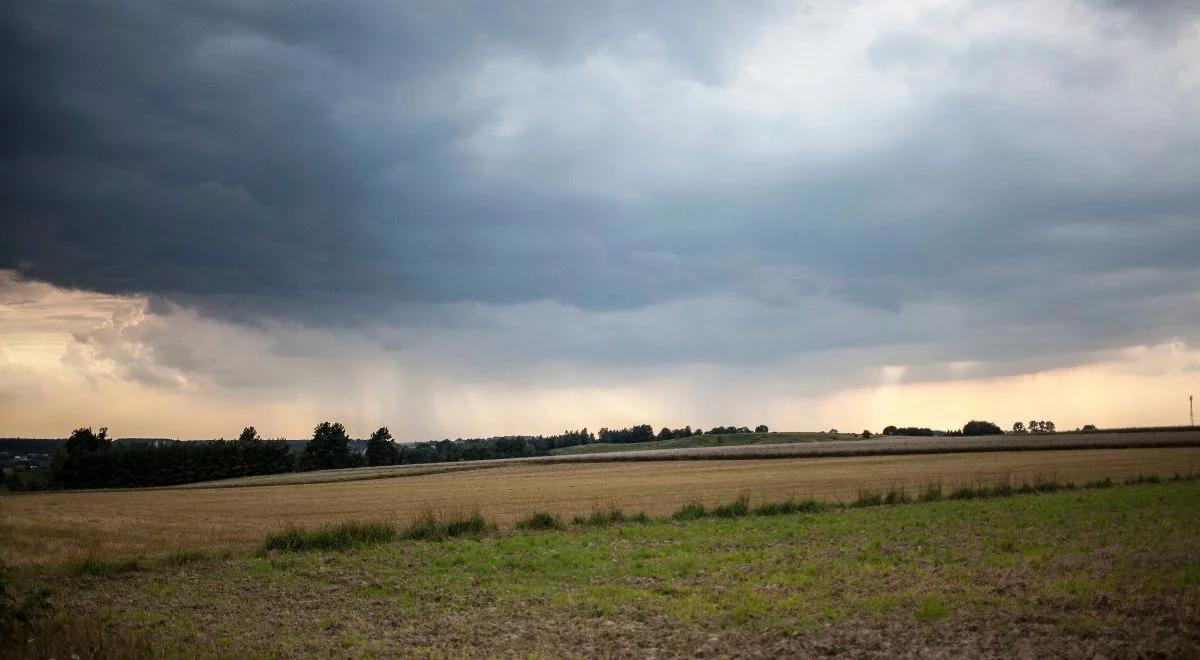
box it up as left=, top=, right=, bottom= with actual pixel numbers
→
left=3, top=447, right=1198, bottom=567
left=6, top=479, right=1199, bottom=657
left=549, top=431, right=844, bottom=455
left=160, top=428, right=1200, bottom=488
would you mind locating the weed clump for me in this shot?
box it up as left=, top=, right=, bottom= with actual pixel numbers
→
left=515, top=511, right=565, bottom=531
left=70, top=556, right=141, bottom=577
left=1125, top=474, right=1161, bottom=485
left=402, top=513, right=493, bottom=541
left=1083, top=477, right=1114, bottom=489
left=571, top=508, right=647, bottom=527
left=918, top=484, right=943, bottom=502
left=263, top=521, right=396, bottom=553
left=160, top=550, right=206, bottom=568
left=850, top=490, right=884, bottom=507
left=712, top=494, right=750, bottom=518
left=752, top=498, right=823, bottom=516
left=672, top=502, right=708, bottom=521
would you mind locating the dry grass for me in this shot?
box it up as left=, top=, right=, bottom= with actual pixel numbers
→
left=2, top=447, right=1197, bottom=568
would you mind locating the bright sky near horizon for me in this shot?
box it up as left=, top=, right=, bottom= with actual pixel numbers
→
left=2, top=1, right=1198, bottom=439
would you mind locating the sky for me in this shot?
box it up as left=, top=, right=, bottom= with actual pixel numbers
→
left=1, top=0, right=1199, bottom=440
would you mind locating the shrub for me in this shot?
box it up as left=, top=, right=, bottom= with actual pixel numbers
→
left=262, top=521, right=395, bottom=553
left=515, top=511, right=565, bottom=531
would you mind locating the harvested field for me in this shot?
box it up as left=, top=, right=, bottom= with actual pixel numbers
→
left=174, top=429, right=1200, bottom=488
left=7, top=481, right=1200, bottom=658
left=3, top=447, right=1197, bottom=567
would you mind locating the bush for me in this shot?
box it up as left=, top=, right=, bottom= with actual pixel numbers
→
left=262, top=521, right=396, bottom=553
left=515, top=511, right=565, bottom=531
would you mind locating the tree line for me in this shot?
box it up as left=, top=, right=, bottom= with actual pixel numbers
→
left=6, top=422, right=770, bottom=490
left=44, top=426, right=293, bottom=489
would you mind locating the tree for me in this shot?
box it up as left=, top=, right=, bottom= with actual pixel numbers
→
left=1082, top=424, right=1097, bottom=432
left=366, top=427, right=401, bottom=466
left=882, top=425, right=898, bottom=436
left=63, top=426, right=110, bottom=454
left=1029, top=420, right=1038, bottom=433
left=1012, top=422, right=1025, bottom=433
left=962, top=420, right=1003, bottom=436
left=1043, top=421, right=1055, bottom=433
left=238, top=426, right=261, bottom=442
left=861, top=430, right=872, bottom=438
left=754, top=425, right=769, bottom=433
left=51, top=426, right=113, bottom=488
left=303, top=422, right=353, bottom=470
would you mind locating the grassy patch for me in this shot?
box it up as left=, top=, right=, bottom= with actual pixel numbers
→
left=515, top=511, right=565, bottom=531
left=8, top=479, right=1200, bottom=657
left=570, top=507, right=649, bottom=527
left=711, top=494, right=750, bottom=518
left=262, top=521, right=396, bottom=553
left=69, top=556, right=140, bottom=577
left=671, top=501, right=709, bottom=520
left=401, top=513, right=494, bottom=541
left=917, top=595, right=953, bottom=620
left=159, top=550, right=206, bottom=568
left=751, top=497, right=824, bottom=516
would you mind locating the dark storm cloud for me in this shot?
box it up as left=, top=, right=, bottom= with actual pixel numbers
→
left=2, top=0, right=1199, bottom=371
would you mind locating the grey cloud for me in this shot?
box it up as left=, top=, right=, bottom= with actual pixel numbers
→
left=2, top=0, right=1199, bottom=378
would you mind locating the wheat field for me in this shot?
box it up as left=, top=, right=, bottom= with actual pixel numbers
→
left=3, top=447, right=1198, bottom=567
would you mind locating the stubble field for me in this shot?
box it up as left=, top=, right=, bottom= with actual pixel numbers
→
left=7, top=479, right=1200, bottom=658
left=3, top=446, right=1198, bottom=567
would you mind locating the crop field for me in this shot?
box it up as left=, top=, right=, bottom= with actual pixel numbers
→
left=2, top=447, right=1197, bottom=568
left=5, top=479, right=1199, bottom=657
left=158, top=428, right=1200, bottom=489
left=549, top=431, right=845, bottom=455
